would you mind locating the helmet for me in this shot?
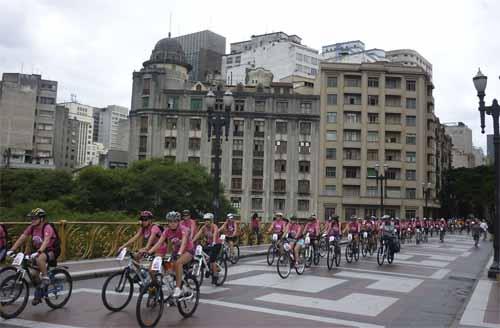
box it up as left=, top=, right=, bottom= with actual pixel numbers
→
left=275, top=212, right=284, bottom=218
left=203, top=213, right=214, bottom=221
left=28, top=208, right=46, bottom=219
left=310, top=213, right=317, bottom=219
left=333, top=215, right=339, bottom=221
left=139, top=210, right=154, bottom=220
left=181, top=210, right=191, bottom=217
left=165, top=211, right=181, bottom=222
left=227, top=213, right=234, bottom=220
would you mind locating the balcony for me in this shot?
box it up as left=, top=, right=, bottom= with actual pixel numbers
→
left=253, top=150, right=264, bottom=157
left=233, top=131, right=244, bottom=137
left=254, top=131, right=264, bottom=138
left=233, top=150, right=243, bottom=157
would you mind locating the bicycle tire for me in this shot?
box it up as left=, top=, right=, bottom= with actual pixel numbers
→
left=45, top=268, right=73, bottom=309
left=102, top=270, right=133, bottom=312
left=136, top=282, right=164, bottom=328
left=276, top=253, right=291, bottom=279
left=327, top=245, right=334, bottom=270
left=177, top=275, right=200, bottom=318
left=266, top=245, right=275, bottom=266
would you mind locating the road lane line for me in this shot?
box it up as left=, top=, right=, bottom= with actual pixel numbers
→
left=227, top=273, right=347, bottom=292
left=460, top=280, right=500, bottom=328
left=334, top=271, right=424, bottom=293
left=0, top=318, right=84, bottom=328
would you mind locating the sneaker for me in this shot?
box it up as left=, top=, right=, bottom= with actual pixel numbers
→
left=173, top=287, right=181, bottom=298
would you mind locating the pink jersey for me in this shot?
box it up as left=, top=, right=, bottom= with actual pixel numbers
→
left=272, top=219, right=286, bottom=234
left=180, top=219, right=196, bottom=237
left=23, top=224, right=56, bottom=251
left=348, top=222, right=360, bottom=234
left=0, top=225, right=6, bottom=249
left=365, top=221, right=373, bottom=231
left=304, top=221, right=319, bottom=237
left=162, top=226, right=194, bottom=254
left=226, top=220, right=237, bottom=236
left=327, top=222, right=340, bottom=236
left=287, top=223, right=302, bottom=239
left=143, top=225, right=166, bottom=255
left=203, top=224, right=221, bottom=245
left=251, top=218, right=259, bottom=229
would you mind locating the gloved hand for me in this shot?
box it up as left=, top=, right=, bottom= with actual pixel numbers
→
left=30, top=252, right=39, bottom=260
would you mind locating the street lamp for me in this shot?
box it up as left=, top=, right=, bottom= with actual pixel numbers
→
left=473, top=68, right=500, bottom=279
left=422, top=182, right=432, bottom=218
left=206, top=89, right=233, bottom=223
left=374, top=163, right=388, bottom=218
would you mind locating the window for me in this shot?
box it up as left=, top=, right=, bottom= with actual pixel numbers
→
left=139, top=136, right=147, bottom=152
left=189, top=118, right=201, bottom=131
left=386, top=187, right=401, bottom=198
left=253, top=159, right=264, bottom=176
left=276, top=101, right=288, bottom=113
left=344, top=76, right=361, bottom=87
left=405, top=209, right=417, bottom=219
left=255, top=100, right=265, bottom=112
left=274, top=179, right=286, bottom=193
left=298, top=180, right=310, bottom=194
left=326, top=130, right=337, bottom=141
left=254, top=121, right=265, bottom=137
left=386, top=77, right=401, bottom=89
left=368, top=77, right=379, bottom=88
left=386, top=95, right=401, bottom=107
left=226, top=57, right=233, bottom=64
left=252, top=198, right=263, bottom=210
left=231, top=158, right=243, bottom=175
left=231, top=140, right=243, bottom=157
left=324, top=185, right=336, bottom=195
left=300, top=102, right=312, bottom=113
left=344, top=186, right=360, bottom=197
left=233, top=120, right=244, bottom=136
left=385, top=132, right=401, bottom=143
left=327, top=112, right=337, bottom=123
left=298, top=200, right=310, bottom=211
left=406, top=80, right=416, bottom=91
left=344, top=130, right=360, bottom=142
left=368, top=95, right=379, bottom=106
left=274, top=199, right=286, bottom=211
left=344, top=112, right=361, bottom=124
left=215, top=98, right=223, bottom=110
left=231, top=178, right=242, bottom=190
left=386, top=168, right=400, bottom=180
left=38, top=97, right=55, bottom=105
left=234, top=99, right=244, bottom=112
left=326, top=166, right=336, bottom=177
left=327, top=76, right=338, bottom=88
left=385, top=150, right=401, bottom=161
left=275, top=140, right=287, bottom=154
left=365, top=208, right=378, bottom=217
left=367, top=131, right=379, bottom=143
left=252, top=179, right=263, bottom=191
left=190, top=98, right=202, bottom=110
left=326, top=148, right=336, bottom=160
left=299, top=141, right=311, bottom=154
left=406, top=170, right=416, bottom=181
left=167, top=96, right=179, bottom=110
left=368, top=113, right=379, bottom=124
left=189, top=138, right=200, bottom=150
left=142, top=79, right=151, bottom=95
left=367, top=149, right=379, bottom=161
left=344, top=93, right=362, bottom=105
left=344, top=166, right=359, bottom=178
left=406, top=151, right=417, bottom=163
left=406, top=188, right=417, bottom=199
left=367, top=186, right=378, bottom=197
left=275, top=160, right=287, bottom=173
left=166, top=118, right=177, bottom=130
left=296, top=53, right=303, bottom=61
left=386, top=113, right=401, bottom=125
left=300, top=122, right=312, bottom=135
left=344, top=148, right=361, bottom=160
left=276, top=121, right=287, bottom=134
left=253, top=140, right=265, bottom=157
left=406, top=98, right=417, bottom=109
left=406, top=133, right=417, bottom=145
left=299, top=161, right=310, bottom=173
left=231, top=197, right=241, bottom=209
left=164, top=137, right=176, bottom=149
left=188, top=156, right=200, bottom=164
left=140, top=116, right=148, bottom=133
left=406, top=115, right=417, bottom=127
left=327, top=94, right=337, bottom=105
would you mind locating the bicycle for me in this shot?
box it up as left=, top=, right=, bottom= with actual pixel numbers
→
left=190, top=245, right=227, bottom=286
left=360, top=231, right=370, bottom=257
left=266, top=233, right=280, bottom=266
left=318, top=233, right=328, bottom=258
left=222, top=235, right=240, bottom=265
left=136, top=254, right=199, bottom=328
left=326, top=235, right=341, bottom=270
left=345, top=234, right=360, bottom=263
left=415, top=228, right=422, bottom=245
left=0, top=252, right=72, bottom=319
left=101, top=248, right=151, bottom=312
left=276, top=239, right=305, bottom=279
left=377, top=238, right=394, bottom=266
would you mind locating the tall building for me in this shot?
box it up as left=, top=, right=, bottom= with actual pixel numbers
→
left=322, top=41, right=387, bottom=63
left=317, top=61, right=446, bottom=220
left=96, top=105, right=129, bottom=151
left=0, top=73, right=57, bottom=169
left=487, top=134, right=494, bottom=165
left=443, top=122, right=475, bottom=168
left=173, top=30, right=226, bottom=82
left=221, top=32, right=321, bottom=85
left=129, top=37, right=320, bottom=220
left=472, top=146, right=485, bottom=166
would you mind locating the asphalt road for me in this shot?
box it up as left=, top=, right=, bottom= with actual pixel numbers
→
left=0, top=233, right=492, bottom=328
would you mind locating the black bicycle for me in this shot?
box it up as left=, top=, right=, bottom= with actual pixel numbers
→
left=326, top=235, right=341, bottom=270
left=377, top=238, right=394, bottom=266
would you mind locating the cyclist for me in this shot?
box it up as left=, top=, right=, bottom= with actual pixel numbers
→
left=180, top=209, right=198, bottom=240
left=220, top=213, right=240, bottom=253
left=394, top=218, right=401, bottom=239
left=266, top=212, right=287, bottom=238
left=304, top=214, right=320, bottom=244
left=325, top=215, right=341, bottom=242
left=250, top=213, right=261, bottom=245
left=118, top=211, right=166, bottom=260
left=148, top=211, right=194, bottom=298
left=193, top=213, right=221, bottom=284
left=381, top=215, right=396, bottom=251
left=7, top=208, right=59, bottom=305
left=0, top=223, right=7, bottom=262
left=283, top=215, right=302, bottom=265
left=344, top=215, right=360, bottom=241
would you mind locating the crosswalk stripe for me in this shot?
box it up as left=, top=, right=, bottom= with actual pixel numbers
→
left=334, top=271, right=424, bottom=293
left=0, top=318, right=83, bottom=328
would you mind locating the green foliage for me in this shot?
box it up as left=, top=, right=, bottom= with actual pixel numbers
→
left=0, top=159, right=234, bottom=221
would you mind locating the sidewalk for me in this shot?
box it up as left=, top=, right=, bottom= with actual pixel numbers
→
left=459, top=255, right=500, bottom=328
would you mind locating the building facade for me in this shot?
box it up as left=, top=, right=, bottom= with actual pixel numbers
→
left=173, top=30, right=226, bottom=82
left=129, top=37, right=321, bottom=221
left=317, top=61, right=444, bottom=220
left=222, top=32, right=321, bottom=85
left=0, top=73, right=58, bottom=169
left=322, top=41, right=387, bottom=63
left=96, top=105, right=129, bottom=151
left=472, top=146, right=485, bottom=167
left=443, top=122, right=475, bottom=168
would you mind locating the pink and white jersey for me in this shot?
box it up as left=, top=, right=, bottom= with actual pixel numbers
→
left=203, top=224, right=221, bottom=245
left=304, top=221, right=319, bottom=237
left=327, top=222, right=340, bottom=236
left=23, top=224, right=56, bottom=251
left=272, top=219, right=286, bottom=234
left=226, top=220, right=237, bottom=236
left=142, top=225, right=166, bottom=255
left=180, top=219, right=196, bottom=238
left=287, top=223, right=302, bottom=239
left=162, top=226, right=194, bottom=254
left=348, top=222, right=360, bottom=234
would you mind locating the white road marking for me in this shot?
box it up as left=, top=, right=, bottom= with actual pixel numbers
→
left=201, top=298, right=385, bottom=328
left=404, top=252, right=458, bottom=261
left=227, top=273, right=347, bottom=293
left=363, top=257, right=449, bottom=268
left=228, top=264, right=274, bottom=276
left=334, top=271, right=424, bottom=293
left=200, top=285, right=229, bottom=294
left=256, top=292, right=398, bottom=317
left=0, top=318, right=84, bottom=328
left=460, top=279, right=500, bottom=328
left=429, top=269, right=450, bottom=280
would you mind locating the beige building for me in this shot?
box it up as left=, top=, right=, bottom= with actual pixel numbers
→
left=317, top=61, right=445, bottom=220
left=443, top=122, right=475, bottom=168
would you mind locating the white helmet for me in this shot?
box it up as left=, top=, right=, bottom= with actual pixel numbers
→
left=203, top=213, right=214, bottom=221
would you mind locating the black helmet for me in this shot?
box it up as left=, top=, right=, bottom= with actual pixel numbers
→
left=27, top=208, right=46, bottom=220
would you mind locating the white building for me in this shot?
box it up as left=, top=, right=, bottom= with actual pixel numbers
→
left=96, top=105, right=129, bottom=151
left=221, top=32, right=321, bottom=85
left=443, top=122, right=475, bottom=168
left=472, top=146, right=485, bottom=167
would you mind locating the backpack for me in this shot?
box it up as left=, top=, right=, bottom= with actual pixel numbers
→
left=0, top=224, right=7, bottom=248
left=154, top=224, right=164, bottom=238
left=42, top=223, right=62, bottom=259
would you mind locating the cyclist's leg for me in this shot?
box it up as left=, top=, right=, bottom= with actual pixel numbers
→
left=210, top=244, right=222, bottom=276
left=175, top=252, right=193, bottom=288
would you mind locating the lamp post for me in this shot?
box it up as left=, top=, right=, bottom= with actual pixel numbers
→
left=422, top=182, right=432, bottom=218
left=374, top=163, right=388, bottom=218
left=206, top=89, right=233, bottom=224
left=473, top=68, right=500, bottom=279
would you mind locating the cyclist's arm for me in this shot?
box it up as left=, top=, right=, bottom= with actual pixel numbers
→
left=177, top=233, right=188, bottom=255
left=192, top=224, right=206, bottom=243
left=120, top=228, right=142, bottom=250
left=219, top=221, right=227, bottom=233
left=235, top=221, right=240, bottom=236
left=9, top=233, right=28, bottom=252
left=143, top=229, right=159, bottom=251
left=267, top=223, right=274, bottom=234
left=190, top=220, right=197, bottom=240
left=148, top=234, right=166, bottom=254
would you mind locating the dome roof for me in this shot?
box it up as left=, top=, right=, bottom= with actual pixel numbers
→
left=143, top=35, right=192, bottom=71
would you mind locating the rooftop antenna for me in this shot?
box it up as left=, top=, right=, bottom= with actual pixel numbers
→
left=169, top=12, right=172, bottom=38
left=20, top=62, right=24, bottom=74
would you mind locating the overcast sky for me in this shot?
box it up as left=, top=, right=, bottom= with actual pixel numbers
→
left=1, top=0, right=499, bottom=151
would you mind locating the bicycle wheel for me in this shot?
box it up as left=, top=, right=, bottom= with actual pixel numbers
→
left=377, top=245, right=385, bottom=266
left=345, top=244, right=353, bottom=263
left=177, top=275, right=199, bottom=318
left=229, top=245, right=240, bottom=265
left=295, top=250, right=305, bottom=275
left=319, top=238, right=327, bottom=258
left=102, top=270, right=134, bottom=312
left=304, top=245, right=313, bottom=268
left=277, top=253, right=291, bottom=279
left=327, top=245, right=334, bottom=270
left=214, top=256, right=227, bottom=286
left=354, top=243, right=360, bottom=262
left=335, top=245, right=341, bottom=267
left=0, top=266, right=17, bottom=283
left=266, top=245, right=275, bottom=266
left=387, top=250, right=394, bottom=264
left=190, top=262, right=204, bottom=287
left=313, top=246, right=320, bottom=266
left=361, top=241, right=367, bottom=257
left=136, top=282, right=164, bottom=328
left=0, top=273, right=29, bottom=319
left=45, top=268, right=72, bottom=309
